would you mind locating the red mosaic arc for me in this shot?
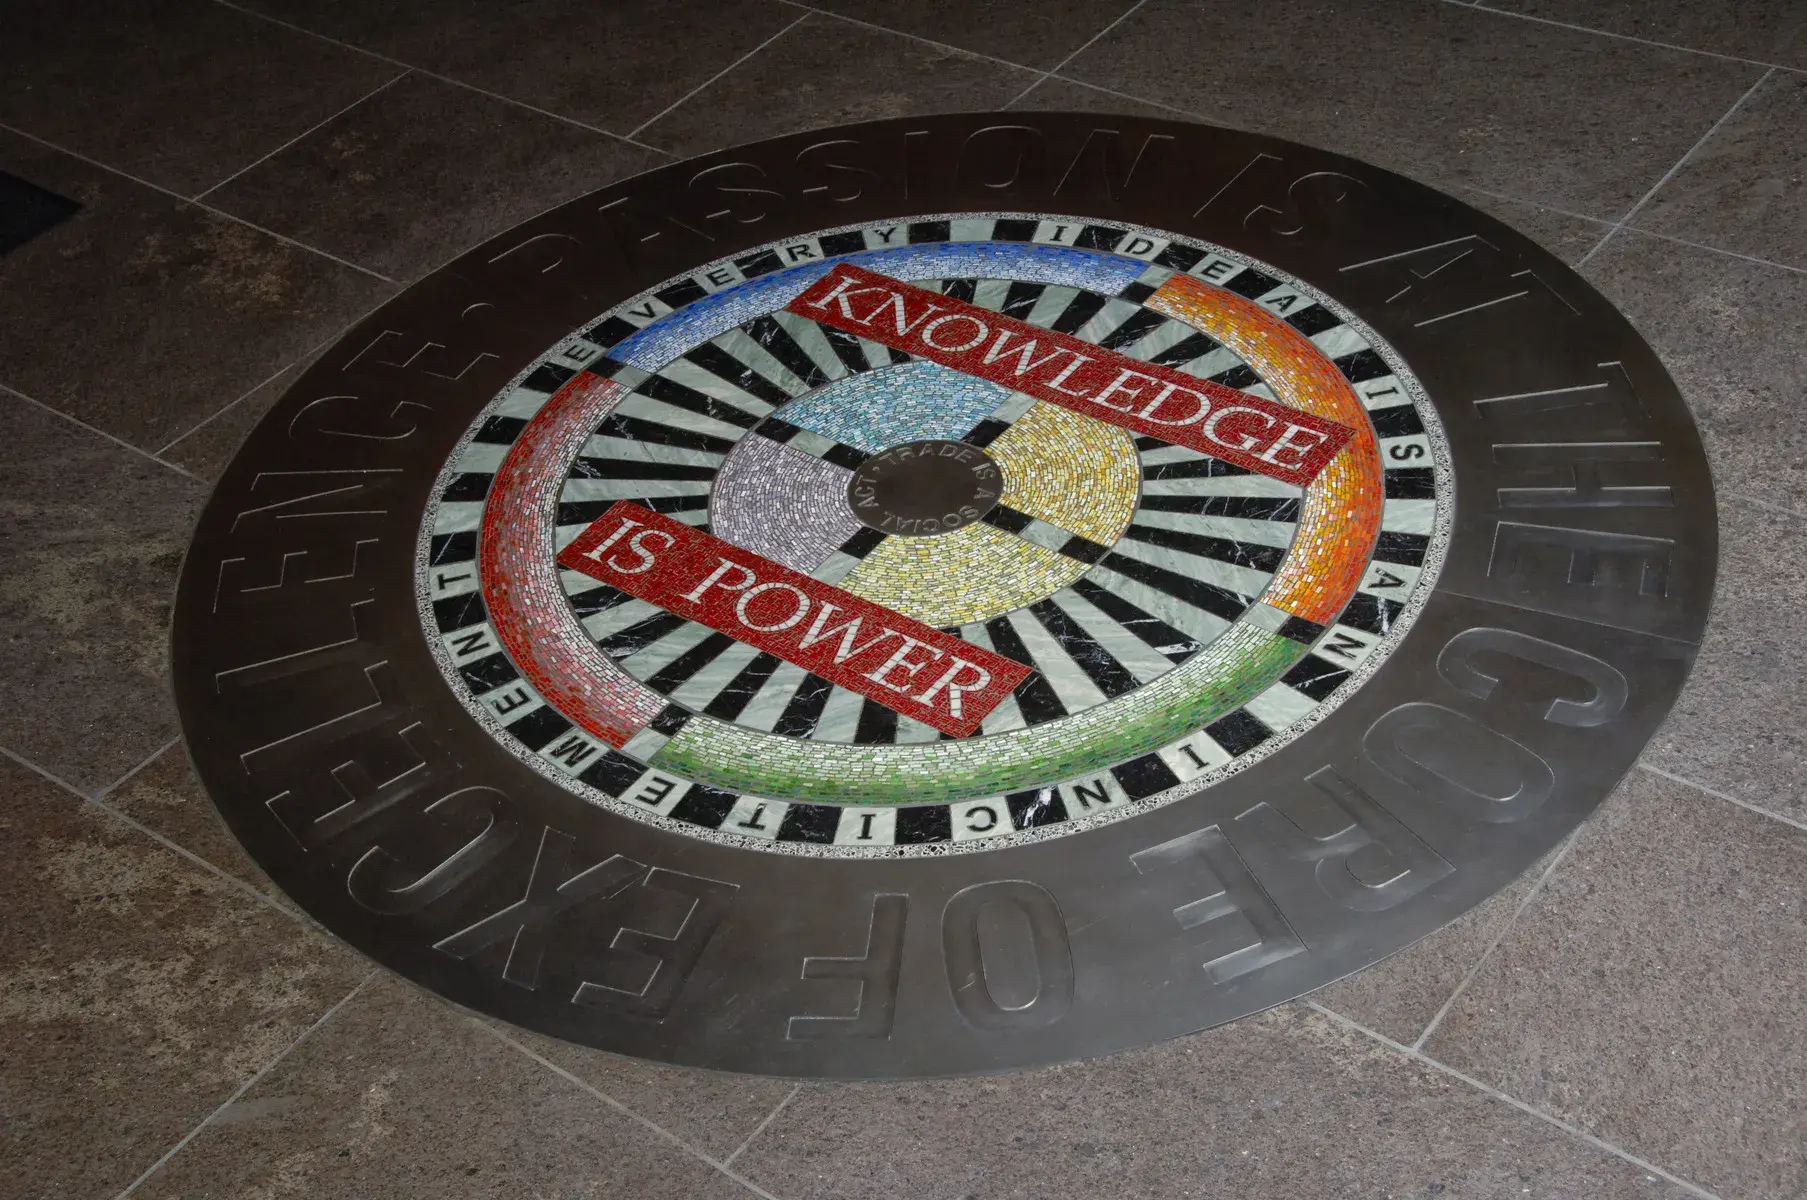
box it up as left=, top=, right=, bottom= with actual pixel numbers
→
left=787, top=264, right=1356, bottom=487
left=558, top=503, right=1032, bottom=737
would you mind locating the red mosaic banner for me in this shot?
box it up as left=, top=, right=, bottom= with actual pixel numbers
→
left=787, top=264, right=1355, bottom=487
left=557, top=503, right=1032, bottom=737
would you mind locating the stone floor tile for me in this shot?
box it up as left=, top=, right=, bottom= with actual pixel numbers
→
left=133, top=976, right=758, bottom=1199
left=236, top=0, right=799, bottom=135
left=1581, top=230, right=1807, bottom=517
left=206, top=72, right=662, bottom=282
left=0, top=758, right=367, bottom=1200
left=1633, top=70, right=1807, bottom=271
left=0, top=394, right=203, bottom=793
left=103, top=744, right=284, bottom=900
left=513, top=1027, right=795, bottom=1163
left=803, top=0, right=1142, bottom=69
left=1011, top=80, right=1615, bottom=267
left=1454, top=188, right=1613, bottom=264
left=1480, top=0, right=1807, bottom=71
left=737, top=1004, right=1693, bottom=1199
left=1422, top=769, right=1806, bottom=1198
left=1639, top=500, right=1806, bottom=822
left=637, top=13, right=1040, bottom=159
left=0, top=0, right=400, bottom=196
left=1313, top=842, right=1566, bottom=1046
left=0, top=129, right=394, bottom=451
left=1063, top=0, right=1764, bottom=219
left=1008, top=74, right=1196, bottom=120
left=159, top=363, right=295, bottom=481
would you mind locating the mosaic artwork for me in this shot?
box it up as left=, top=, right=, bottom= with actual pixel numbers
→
left=172, top=113, right=1714, bottom=1078
left=420, top=215, right=1450, bottom=853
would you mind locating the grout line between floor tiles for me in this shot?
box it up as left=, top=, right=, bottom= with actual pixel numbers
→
left=193, top=68, right=412, bottom=201
left=472, top=1019, right=788, bottom=1200
left=93, top=789, right=322, bottom=926
left=1010, top=72, right=1205, bottom=119
left=1729, top=492, right=1807, bottom=522
left=0, top=119, right=396, bottom=282
left=0, top=739, right=322, bottom=929
left=0, top=380, right=203, bottom=482
left=1576, top=67, right=1776, bottom=269
left=113, top=969, right=380, bottom=1200
left=153, top=359, right=305, bottom=457
left=1609, top=224, right=1807, bottom=276
left=1410, top=824, right=1584, bottom=1051
left=1444, top=0, right=1797, bottom=73
left=110, top=1, right=1807, bottom=296
left=206, top=0, right=671, bottom=159
left=770, top=0, right=1045, bottom=74
left=1448, top=182, right=1616, bottom=228
left=723, top=1084, right=801, bottom=1169
left=624, top=12, right=814, bottom=141
left=92, top=735, right=184, bottom=802
left=1004, top=0, right=1151, bottom=110
left=1304, top=1001, right=1725, bottom=1200
left=0, top=739, right=105, bottom=801
left=153, top=307, right=389, bottom=457
left=1637, top=762, right=1807, bottom=834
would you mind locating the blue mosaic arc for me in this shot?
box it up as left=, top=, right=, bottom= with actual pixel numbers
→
left=610, top=242, right=1147, bottom=370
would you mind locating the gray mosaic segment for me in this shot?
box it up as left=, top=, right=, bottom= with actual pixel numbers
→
left=710, top=435, right=862, bottom=572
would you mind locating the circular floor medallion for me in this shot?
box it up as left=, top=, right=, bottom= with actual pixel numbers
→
left=846, top=439, right=1002, bottom=537
left=172, top=114, right=1716, bottom=1078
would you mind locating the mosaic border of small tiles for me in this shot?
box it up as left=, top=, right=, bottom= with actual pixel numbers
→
left=414, top=214, right=1453, bottom=857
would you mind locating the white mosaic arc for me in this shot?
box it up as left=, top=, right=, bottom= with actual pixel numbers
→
left=415, top=213, right=1453, bottom=857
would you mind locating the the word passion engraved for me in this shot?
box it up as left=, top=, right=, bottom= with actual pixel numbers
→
left=169, top=113, right=1713, bottom=1079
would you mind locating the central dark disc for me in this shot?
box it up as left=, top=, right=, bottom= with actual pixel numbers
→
left=846, top=438, right=1003, bottom=536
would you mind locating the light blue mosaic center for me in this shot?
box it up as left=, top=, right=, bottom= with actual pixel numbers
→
left=779, top=360, right=1010, bottom=452
left=612, top=240, right=1145, bottom=370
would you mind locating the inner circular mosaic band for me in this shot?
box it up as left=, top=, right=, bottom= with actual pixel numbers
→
left=418, top=214, right=1452, bottom=856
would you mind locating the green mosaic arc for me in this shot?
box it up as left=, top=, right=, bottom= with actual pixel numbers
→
left=647, top=621, right=1305, bottom=805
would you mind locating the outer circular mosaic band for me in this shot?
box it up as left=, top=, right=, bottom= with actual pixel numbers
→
left=171, top=114, right=1714, bottom=1080
left=417, top=219, right=1436, bottom=850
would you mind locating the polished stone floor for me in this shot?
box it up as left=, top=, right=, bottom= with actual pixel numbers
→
left=2, top=1, right=1803, bottom=1197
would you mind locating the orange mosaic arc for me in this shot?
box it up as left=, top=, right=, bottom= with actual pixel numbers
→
left=1148, top=273, right=1386, bottom=626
